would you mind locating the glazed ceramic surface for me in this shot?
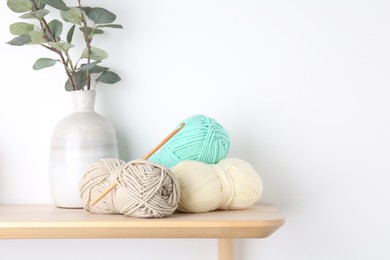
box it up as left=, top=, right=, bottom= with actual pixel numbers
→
left=49, top=90, right=118, bottom=208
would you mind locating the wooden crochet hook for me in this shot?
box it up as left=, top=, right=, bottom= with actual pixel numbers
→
left=90, top=123, right=185, bottom=206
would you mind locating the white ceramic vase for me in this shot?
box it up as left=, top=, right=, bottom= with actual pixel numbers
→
left=49, top=90, right=118, bottom=208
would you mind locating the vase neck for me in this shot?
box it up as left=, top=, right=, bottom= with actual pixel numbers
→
left=72, top=90, right=96, bottom=111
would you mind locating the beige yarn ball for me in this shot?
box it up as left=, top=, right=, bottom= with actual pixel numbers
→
left=172, top=158, right=263, bottom=213
left=80, top=158, right=180, bottom=218
left=80, top=158, right=125, bottom=214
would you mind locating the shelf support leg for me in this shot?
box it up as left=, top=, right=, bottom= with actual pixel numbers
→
left=218, top=239, right=234, bottom=260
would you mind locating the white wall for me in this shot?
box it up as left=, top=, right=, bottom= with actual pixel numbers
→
left=1, top=0, right=389, bottom=259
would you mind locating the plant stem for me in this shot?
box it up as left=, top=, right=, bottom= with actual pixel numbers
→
left=42, top=45, right=76, bottom=89
left=31, top=0, right=77, bottom=91
left=78, top=0, right=92, bottom=90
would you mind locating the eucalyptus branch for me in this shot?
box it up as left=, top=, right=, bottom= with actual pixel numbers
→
left=78, top=0, right=92, bottom=90
left=41, top=21, right=77, bottom=90
left=7, top=0, right=123, bottom=91
left=41, top=44, right=77, bottom=90
left=31, top=0, right=77, bottom=90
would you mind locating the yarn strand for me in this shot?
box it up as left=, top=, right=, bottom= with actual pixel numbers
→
left=172, top=158, right=263, bottom=213
left=81, top=159, right=180, bottom=218
left=149, top=115, right=230, bottom=168
left=89, top=123, right=185, bottom=206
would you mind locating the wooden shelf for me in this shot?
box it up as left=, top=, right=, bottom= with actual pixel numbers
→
left=0, top=203, right=283, bottom=239
left=0, top=203, right=284, bottom=260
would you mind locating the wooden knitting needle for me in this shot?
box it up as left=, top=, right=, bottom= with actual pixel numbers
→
left=89, top=123, right=185, bottom=206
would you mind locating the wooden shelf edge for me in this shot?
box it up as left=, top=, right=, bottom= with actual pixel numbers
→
left=0, top=203, right=285, bottom=239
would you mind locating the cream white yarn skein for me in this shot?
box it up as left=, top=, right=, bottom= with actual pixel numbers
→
left=80, top=158, right=180, bottom=218
left=172, top=158, right=263, bottom=213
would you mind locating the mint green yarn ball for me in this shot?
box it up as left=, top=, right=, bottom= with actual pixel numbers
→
left=148, top=115, right=230, bottom=168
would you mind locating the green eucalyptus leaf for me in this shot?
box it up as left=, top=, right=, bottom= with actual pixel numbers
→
left=9, top=22, right=34, bottom=35
left=64, top=79, right=73, bottom=91
left=28, top=31, right=46, bottom=44
left=82, top=7, right=92, bottom=15
left=96, top=71, right=121, bottom=84
left=48, top=19, right=63, bottom=39
left=80, top=27, right=104, bottom=35
left=42, top=0, right=69, bottom=11
left=47, top=41, right=74, bottom=52
left=19, top=9, right=50, bottom=19
left=97, top=24, right=123, bottom=29
left=7, top=0, right=33, bottom=13
left=38, top=1, right=46, bottom=9
left=79, top=61, right=101, bottom=71
left=66, top=24, right=76, bottom=43
left=33, top=58, right=57, bottom=70
left=87, top=7, right=116, bottom=24
left=91, top=65, right=108, bottom=73
left=7, top=34, right=31, bottom=46
left=81, top=46, right=108, bottom=60
left=74, top=71, right=87, bottom=90
left=60, top=7, right=85, bottom=25
left=65, top=71, right=87, bottom=91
